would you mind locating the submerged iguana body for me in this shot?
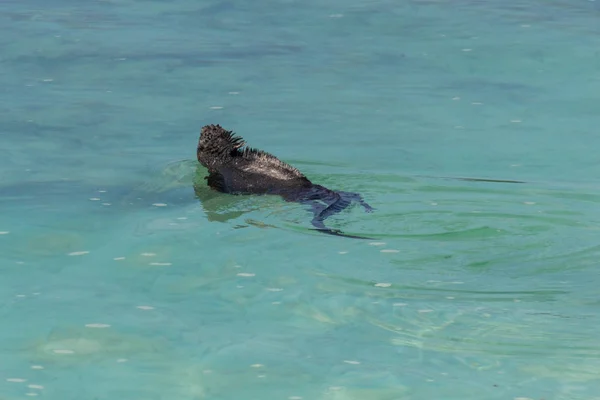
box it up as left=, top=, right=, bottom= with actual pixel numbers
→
left=196, top=124, right=374, bottom=239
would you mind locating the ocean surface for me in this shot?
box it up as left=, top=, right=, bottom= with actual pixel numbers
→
left=1, top=0, right=600, bottom=399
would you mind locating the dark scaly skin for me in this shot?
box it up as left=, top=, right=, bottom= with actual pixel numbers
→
left=196, top=124, right=374, bottom=239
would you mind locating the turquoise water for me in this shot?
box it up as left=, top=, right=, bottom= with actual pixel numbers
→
left=1, top=0, right=600, bottom=398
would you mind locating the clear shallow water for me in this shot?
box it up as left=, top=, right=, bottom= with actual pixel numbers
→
left=1, top=0, right=600, bottom=399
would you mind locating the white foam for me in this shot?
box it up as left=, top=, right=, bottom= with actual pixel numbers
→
left=136, top=306, right=154, bottom=310
left=149, top=262, right=172, bottom=266
left=209, top=106, right=223, bottom=110
left=31, top=366, right=44, bottom=370
left=380, top=249, right=399, bottom=253
left=28, top=385, right=44, bottom=390
left=343, top=360, right=360, bottom=365
left=113, top=257, right=125, bottom=261
left=0, top=231, right=9, bottom=235
left=89, top=198, right=101, bottom=201
left=67, top=251, right=89, bottom=256
left=368, top=242, right=386, bottom=246
left=418, top=309, right=434, bottom=313
left=237, top=273, right=255, bottom=277
left=338, top=251, right=348, bottom=254
left=374, top=283, right=391, bottom=288
left=250, top=364, right=264, bottom=368
left=85, top=323, right=111, bottom=328
left=140, top=253, right=156, bottom=257
left=117, top=358, right=128, bottom=363
left=52, top=349, right=75, bottom=354
left=6, top=378, right=27, bottom=382
left=152, top=203, right=167, bottom=207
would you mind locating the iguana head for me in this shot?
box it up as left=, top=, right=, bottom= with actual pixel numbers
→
left=197, top=124, right=245, bottom=168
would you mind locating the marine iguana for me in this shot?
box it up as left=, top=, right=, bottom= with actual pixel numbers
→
left=196, top=124, right=374, bottom=239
